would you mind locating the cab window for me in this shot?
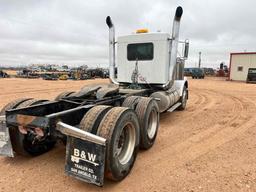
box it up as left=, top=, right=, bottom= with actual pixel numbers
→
left=127, top=43, right=154, bottom=61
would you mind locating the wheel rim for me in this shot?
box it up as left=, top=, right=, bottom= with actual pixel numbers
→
left=147, top=109, right=158, bottom=139
left=115, top=122, right=136, bottom=165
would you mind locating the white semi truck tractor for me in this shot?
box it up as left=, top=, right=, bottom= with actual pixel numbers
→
left=0, top=6, right=189, bottom=186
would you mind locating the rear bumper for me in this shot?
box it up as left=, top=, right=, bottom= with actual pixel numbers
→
left=56, top=122, right=106, bottom=146
left=0, top=116, right=14, bottom=157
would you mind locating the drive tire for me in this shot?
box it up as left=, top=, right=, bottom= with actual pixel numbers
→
left=0, top=98, right=32, bottom=115
left=122, top=96, right=141, bottom=110
left=79, top=105, right=112, bottom=134
left=97, top=107, right=140, bottom=181
left=135, top=97, right=159, bottom=150
left=55, top=91, right=75, bottom=101
left=177, top=87, right=188, bottom=111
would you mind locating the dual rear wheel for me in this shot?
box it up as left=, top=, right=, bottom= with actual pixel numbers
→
left=79, top=96, right=159, bottom=181
left=80, top=105, right=140, bottom=181
left=122, top=96, right=159, bottom=149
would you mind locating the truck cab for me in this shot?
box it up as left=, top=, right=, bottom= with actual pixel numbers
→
left=107, top=6, right=189, bottom=91
left=117, top=33, right=171, bottom=84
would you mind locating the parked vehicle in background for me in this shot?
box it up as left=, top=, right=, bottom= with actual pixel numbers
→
left=42, top=73, right=59, bottom=80
left=16, top=69, right=40, bottom=79
left=246, top=68, right=256, bottom=83
left=217, top=63, right=229, bottom=77
left=87, top=68, right=109, bottom=78
left=184, top=68, right=193, bottom=76
left=192, top=68, right=205, bottom=79
left=0, top=70, right=9, bottom=78
left=61, top=65, right=70, bottom=72
left=69, top=68, right=92, bottom=80
left=202, top=68, right=215, bottom=76
left=59, top=74, right=69, bottom=80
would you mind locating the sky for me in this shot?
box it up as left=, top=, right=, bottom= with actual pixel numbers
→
left=0, top=0, right=255, bottom=68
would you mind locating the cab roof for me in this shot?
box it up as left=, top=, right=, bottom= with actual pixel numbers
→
left=117, top=33, right=170, bottom=43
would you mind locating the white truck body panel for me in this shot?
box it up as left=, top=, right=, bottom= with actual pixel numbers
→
left=173, top=77, right=188, bottom=96
left=117, top=33, right=170, bottom=84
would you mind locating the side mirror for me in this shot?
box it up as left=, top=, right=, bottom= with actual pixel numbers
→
left=183, top=39, right=189, bottom=59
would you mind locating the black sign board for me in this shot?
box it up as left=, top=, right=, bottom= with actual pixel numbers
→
left=65, top=136, right=106, bottom=186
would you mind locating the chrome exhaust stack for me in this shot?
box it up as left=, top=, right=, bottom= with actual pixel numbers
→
left=106, top=16, right=119, bottom=85
left=163, top=6, right=183, bottom=89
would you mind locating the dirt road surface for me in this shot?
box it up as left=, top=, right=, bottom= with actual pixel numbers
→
left=0, top=77, right=255, bottom=192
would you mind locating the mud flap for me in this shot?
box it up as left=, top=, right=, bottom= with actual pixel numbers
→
left=0, top=116, right=14, bottom=157
left=57, top=122, right=106, bottom=186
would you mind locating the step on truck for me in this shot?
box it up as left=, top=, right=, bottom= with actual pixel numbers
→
left=0, top=6, right=189, bottom=186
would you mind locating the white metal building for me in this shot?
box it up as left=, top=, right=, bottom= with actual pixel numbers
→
left=229, top=52, right=256, bottom=81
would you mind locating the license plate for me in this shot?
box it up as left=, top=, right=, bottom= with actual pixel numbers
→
left=65, top=136, right=106, bottom=186
left=0, top=116, right=14, bottom=157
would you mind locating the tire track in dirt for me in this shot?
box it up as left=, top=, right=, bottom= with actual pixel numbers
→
left=159, top=88, right=240, bottom=144
left=160, top=89, right=250, bottom=157
left=159, top=90, right=213, bottom=130
left=159, top=89, right=243, bottom=149
left=125, top=88, right=256, bottom=191
left=157, top=90, right=241, bottom=153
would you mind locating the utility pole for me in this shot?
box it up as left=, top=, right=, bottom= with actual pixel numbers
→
left=198, top=52, right=201, bottom=68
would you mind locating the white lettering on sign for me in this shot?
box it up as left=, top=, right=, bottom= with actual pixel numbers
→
left=71, top=168, right=78, bottom=173
left=71, top=163, right=97, bottom=180
left=71, top=148, right=98, bottom=166
left=88, top=153, right=96, bottom=162
left=74, top=164, right=94, bottom=174
left=74, top=148, right=79, bottom=156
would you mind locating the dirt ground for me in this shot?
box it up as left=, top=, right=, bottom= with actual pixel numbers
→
left=0, top=77, right=255, bottom=192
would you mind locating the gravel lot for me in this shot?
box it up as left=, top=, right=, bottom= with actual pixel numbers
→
left=0, top=77, right=255, bottom=192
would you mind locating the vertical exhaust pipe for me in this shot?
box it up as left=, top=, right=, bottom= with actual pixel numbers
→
left=106, top=16, right=119, bottom=85
left=164, top=6, right=183, bottom=89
